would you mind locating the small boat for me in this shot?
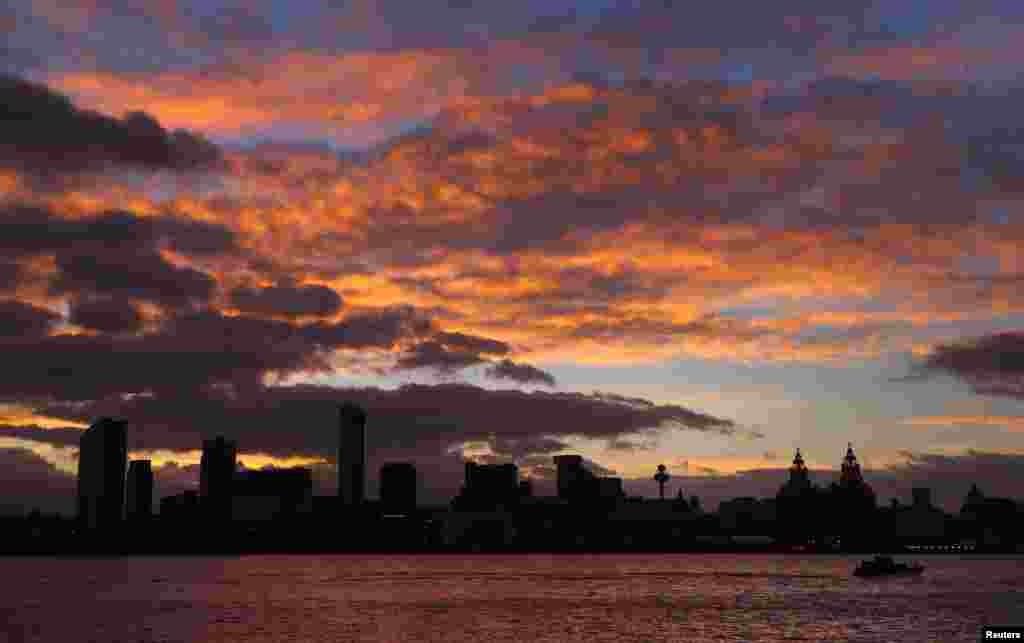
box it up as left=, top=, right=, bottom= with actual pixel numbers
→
left=853, top=555, right=924, bottom=578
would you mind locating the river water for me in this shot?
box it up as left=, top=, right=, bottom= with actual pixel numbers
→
left=2, top=554, right=1021, bottom=642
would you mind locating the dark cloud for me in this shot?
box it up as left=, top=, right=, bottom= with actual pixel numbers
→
left=0, top=207, right=239, bottom=259
left=922, top=331, right=1024, bottom=398
left=230, top=284, right=343, bottom=318
left=303, top=305, right=433, bottom=349
left=489, top=435, right=568, bottom=459
left=396, top=340, right=488, bottom=374
left=0, top=306, right=432, bottom=402
left=0, top=300, right=61, bottom=337
left=29, top=382, right=738, bottom=463
left=0, top=260, right=20, bottom=291
left=434, top=330, right=509, bottom=355
left=0, top=74, right=222, bottom=177
left=0, top=206, right=242, bottom=309
left=68, top=296, right=143, bottom=333
left=485, top=358, right=557, bottom=386
left=51, top=249, right=216, bottom=307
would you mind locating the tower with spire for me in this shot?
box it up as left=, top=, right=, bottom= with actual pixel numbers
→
left=827, top=442, right=877, bottom=548
left=775, top=448, right=820, bottom=545
left=839, top=443, right=864, bottom=488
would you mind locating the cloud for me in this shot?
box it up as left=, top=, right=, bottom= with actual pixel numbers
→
left=0, top=74, right=222, bottom=179
left=52, top=249, right=216, bottom=307
left=0, top=260, right=20, bottom=291
left=396, top=340, right=488, bottom=374
left=25, top=382, right=738, bottom=460
left=0, top=303, right=437, bottom=404
left=0, top=207, right=239, bottom=260
left=67, top=296, right=143, bottom=333
left=485, top=358, right=556, bottom=386
left=922, top=331, right=1024, bottom=398
left=434, top=330, right=509, bottom=355
left=0, top=300, right=61, bottom=337
left=230, top=283, right=343, bottom=318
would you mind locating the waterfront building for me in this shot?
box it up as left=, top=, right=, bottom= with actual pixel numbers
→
left=338, top=403, right=367, bottom=507
left=126, top=459, right=153, bottom=522
left=77, top=417, right=128, bottom=531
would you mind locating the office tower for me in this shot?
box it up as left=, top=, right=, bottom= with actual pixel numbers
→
left=338, top=402, right=367, bottom=506
left=554, top=454, right=586, bottom=500
left=912, top=487, right=932, bottom=508
left=76, top=417, right=128, bottom=530
left=233, top=467, right=314, bottom=521
left=126, top=459, right=153, bottom=521
left=160, top=490, right=199, bottom=522
left=380, top=462, right=417, bottom=514
left=463, top=461, right=519, bottom=508
left=200, top=436, right=237, bottom=518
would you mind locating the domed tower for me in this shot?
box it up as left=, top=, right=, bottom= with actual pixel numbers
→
left=776, top=448, right=817, bottom=545
left=839, top=443, right=864, bottom=488
left=779, top=448, right=812, bottom=496
left=831, top=442, right=876, bottom=525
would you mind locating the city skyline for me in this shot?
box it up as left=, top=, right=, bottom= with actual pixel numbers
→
left=51, top=412, right=1023, bottom=521
left=1, top=1, right=1024, bottom=519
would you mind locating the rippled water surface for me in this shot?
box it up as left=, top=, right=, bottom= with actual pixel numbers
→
left=2, top=554, right=1022, bottom=642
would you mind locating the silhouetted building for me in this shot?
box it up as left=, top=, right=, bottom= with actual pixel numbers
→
left=126, top=460, right=153, bottom=522
left=879, top=487, right=949, bottom=545
left=958, top=484, right=1022, bottom=548
left=596, top=477, right=624, bottom=500
left=778, top=448, right=813, bottom=497
left=338, top=403, right=367, bottom=507
left=76, top=417, right=127, bottom=531
left=519, top=478, right=533, bottom=498
left=160, top=490, right=199, bottom=522
left=912, top=487, right=931, bottom=509
left=233, top=467, right=313, bottom=522
left=555, top=455, right=588, bottom=500
left=200, top=436, right=237, bottom=519
left=719, top=497, right=778, bottom=533
left=775, top=448, right=821, bottom=543
left=380, top=462, right=417, bottom=514
left=459, top=461, right=519, bottom=510
left=826, top=444, right=877, bottom=546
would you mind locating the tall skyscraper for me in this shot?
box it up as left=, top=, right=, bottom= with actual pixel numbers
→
left=338, top=402, right=367, bottom=506
left=554, top=454, right=585, bottom=500
left=380, top=462, right=417, bottom=514
left=77, top=417, right=128, bottom=531
left=462, top=461, right=519, bottom=509
left=126, top=459, right=153, bottom=522
left=200, top=436, right=237, bottom=518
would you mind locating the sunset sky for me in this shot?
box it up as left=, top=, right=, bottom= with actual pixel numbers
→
left=2, top=0, right=1023, bottom=515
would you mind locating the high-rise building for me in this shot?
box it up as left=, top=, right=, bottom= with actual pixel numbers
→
left=462, top=461, right=519, bottom=509
left=77, top=417, right=128, bottom=530
left=200, top=436, right=237, bottom=518
left=912, top=487, right=932, bottom=508
left=126, top=459, right=153, bottom=522
left=554, top=454, right=597, bottom=500
left=338, top=403, right=367, bottom=506
left=554, top=454, right=583, bottom=499
left=233, top=467, right=314, bottom=521
left=380, top=462, right=417, bottom=514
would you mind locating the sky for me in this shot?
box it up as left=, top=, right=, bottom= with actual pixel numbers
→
left=1, top=0, right=1024, bottom=516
